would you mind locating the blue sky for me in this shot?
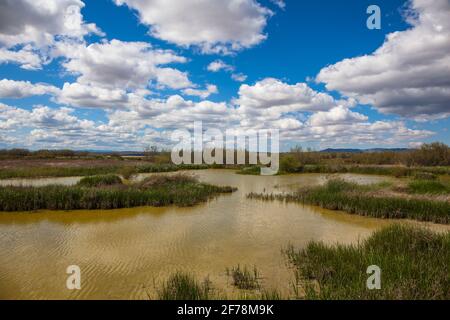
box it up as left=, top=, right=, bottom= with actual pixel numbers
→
left=0, top=0, right=449, bottom=151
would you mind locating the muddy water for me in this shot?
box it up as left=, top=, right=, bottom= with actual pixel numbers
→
left=0, top=170, right=446, bottom=299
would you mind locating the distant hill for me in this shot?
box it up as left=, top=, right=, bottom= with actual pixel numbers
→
left=320, top=148, right=410, bottom=153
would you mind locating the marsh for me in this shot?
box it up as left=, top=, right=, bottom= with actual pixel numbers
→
left=0, top=170, right=447, bottom=299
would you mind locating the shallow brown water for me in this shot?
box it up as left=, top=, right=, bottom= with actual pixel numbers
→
left=0, top=170, right=447, bottom=299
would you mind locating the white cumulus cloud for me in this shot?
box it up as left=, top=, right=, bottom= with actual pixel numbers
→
left=59, top=39, right=191, bottom=90
left=316, top=0, right=450, bottom=120
left=0, top=79, right=60, bottom=98
left=0, top=0, right=103, bottom=69
left=113, top=0, right=272, bottom=54
left=182, top=85, right=219, bottom=99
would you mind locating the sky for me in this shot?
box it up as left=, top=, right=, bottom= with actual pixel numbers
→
left=0, top=0, right=449, bottom=151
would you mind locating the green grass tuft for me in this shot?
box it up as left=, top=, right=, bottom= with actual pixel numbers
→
left=226, top=265, right=260, bottom=290
left=158, top=272, right=211, bottom=300
left=407, top=180, right=450, bottom=195
left=284, top=225, right=450, bottom=300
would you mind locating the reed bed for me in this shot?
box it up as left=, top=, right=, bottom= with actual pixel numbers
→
left=0, top=174, right=236, bottom=211
left=247, top=179, right=450, bottom=224
left=284, top=225, right=450, bottom=299
left=407, top=180, right=450, bottom=195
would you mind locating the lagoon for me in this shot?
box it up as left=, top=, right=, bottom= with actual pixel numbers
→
left=0, top=170, right=447, bottom=299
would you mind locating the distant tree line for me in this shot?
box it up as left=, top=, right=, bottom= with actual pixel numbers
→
left=0, top=142, right=449, bottom=167
left=0, top=149, right=93, bottom=159
left=283, top=142, right=450, bottom=169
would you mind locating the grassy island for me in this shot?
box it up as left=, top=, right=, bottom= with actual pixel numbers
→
left=248, top=179, right=450, bottom=224
left=0, top=174, right=236, bottom=211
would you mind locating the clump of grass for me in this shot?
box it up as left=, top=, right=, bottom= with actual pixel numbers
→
left=248, top=179, right=450, bottom=224
left=226, top=265, right=260, bottom=290
left=412, top=172, right=437, bottom=180
left=0, top=177, right=236, bottom=211
left=158, top=272, right=211, bottom=300
left=157, top=271, right=283, bottom=300
left=284, top=225, right=450, bottom=300
left=119, top=166, right=137, bottom=180
left=322, top=179, right=357, bottom=192
left=260, top=289, right=282, bottom=300
left=407, top=180, right=449, bottom=195
left=138, top=173, right=197, bottom=188
left=77, top=174, right=123, bottom=187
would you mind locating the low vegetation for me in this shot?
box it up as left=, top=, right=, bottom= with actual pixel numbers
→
left=237, top=142, right=450, bottom=176
left=0, top=149, right=93, bottom=160
left=237, top=161, right=450, bottom=178
left=77, top=174, right=123, bottom=187
left=287, top=142, right=450, bottom=167
left=0, top=174, right=236, bottom=211
left=2, top=143, right=449, bottom=179
left=158, top=268, right=280, bottom=300
left=0, top=165, right=122, bottom=180
left=137, top=173, right=196, bottom=187
left=301, top=164, right=450, bottom=177
left=284, top=225, right=450, bottom=299
left=158, top=272, right=212, bottom=300
left=226, top=265, right=260, bottom=290
left=407, top=180, right=450, bottom=195
left=279, top=155, right=303, bottom=173
left=3, top=142, right=448, bottom=166
left=0, top=163, right=199, bottom=180
left=248, top=179, right=450, bottom=224
left=0, top=163, right=212, bottom=180
left=157, top=225, right=449, bottom=300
